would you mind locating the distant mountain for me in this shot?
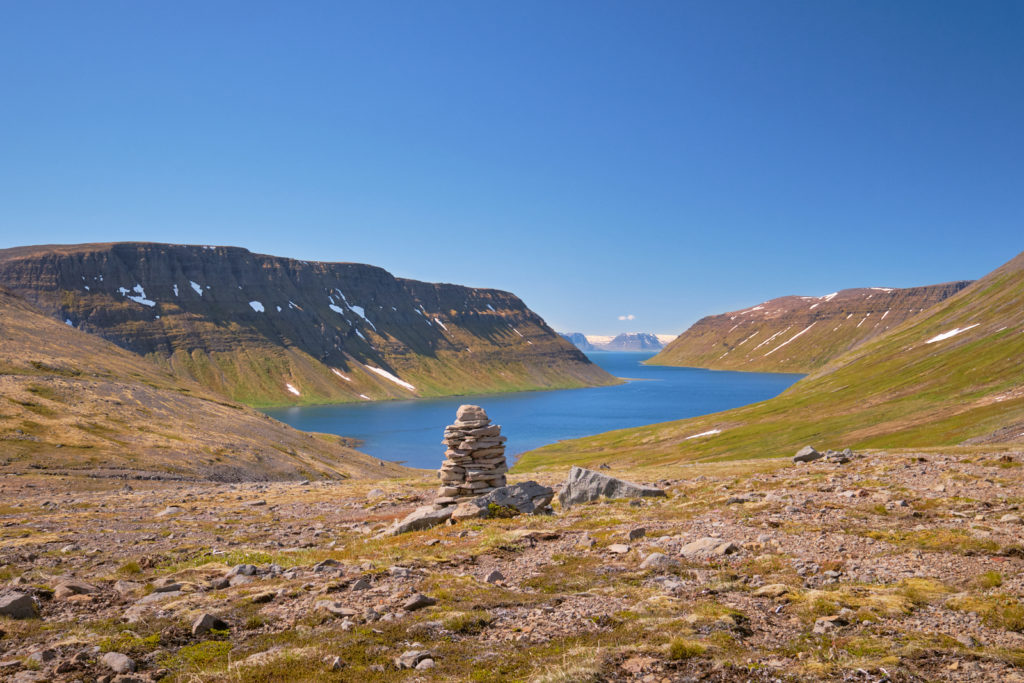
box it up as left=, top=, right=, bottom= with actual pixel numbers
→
left=559, top=332, right=595, bottom=352
left=648, top=281, right=971, bottom=372
left=0, top=243, right=616, bottom=406
left=603, top=333, right=664, bottom=351
left=517, top=250, right=1024, bottom=471
left=0, top=287, right=404, bottom=480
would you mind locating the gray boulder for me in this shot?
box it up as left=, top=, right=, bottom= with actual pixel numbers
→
left=0, top=591, right=38, bottom=619
left=101, top=652, right=135, bottom=674
left=558, top=466, right=666, bottom=509
left=793, top=446, right=822, bottom=463
left=452, top=481, right=555, bottom=521
left=192, top=612, right=229, bottom=636
left=386, top=505, right=454, bottom=536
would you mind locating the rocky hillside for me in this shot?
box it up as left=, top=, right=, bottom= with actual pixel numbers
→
left=603, top=332, right=664, bottom=351
left=5, top=450, right=1024, bottom=681
left=0, top=243, right=615, bottom=406
left=649, top=281, right=972, bottom=372
left=517, top=250, right=1024, bottom=472
left=0, top=287, right=406, bottom=480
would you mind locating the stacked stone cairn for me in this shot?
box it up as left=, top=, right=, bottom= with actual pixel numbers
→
left=437, top=405, right=508, bottom=505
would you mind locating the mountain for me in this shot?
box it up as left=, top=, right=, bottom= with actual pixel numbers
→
left=648, top=282, right=971, bottom=373
left=0, top=287, right=406, bottom=480
left=602, top=332, right=664, bottom=351
left=0, top=243, right=616, bottom=406
left=515, top=251, right=1024, bottom=471
left=559, top=332, right=595, bottom=352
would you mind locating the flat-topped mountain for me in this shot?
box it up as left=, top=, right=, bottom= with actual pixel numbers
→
left=0, top=287, right=405, bottom=480
left=517, top=250, right=1024, bottom=471
left=649, top=281, right=972, bottom=372
left=0, top=243, right=615, bottom=406
left=603, top=332, right=664, bottom=351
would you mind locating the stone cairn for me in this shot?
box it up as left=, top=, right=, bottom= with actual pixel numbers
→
left=436, top=405, right=508, bottom=505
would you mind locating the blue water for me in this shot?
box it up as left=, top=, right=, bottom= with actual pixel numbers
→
left=264, top=352, right=802, bottom=469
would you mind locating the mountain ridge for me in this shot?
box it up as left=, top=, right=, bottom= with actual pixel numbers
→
left=0, top=242, right=616, bottom=406
left=648, top=281, right=972, bottom=372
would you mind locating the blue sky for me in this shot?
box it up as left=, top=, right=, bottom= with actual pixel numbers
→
left=1, top=1, right=1021, bottom=335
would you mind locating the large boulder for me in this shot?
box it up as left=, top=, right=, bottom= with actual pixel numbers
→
left=0, top=591, right=38, bottom=619
left=793, top=446, right=822, bottom=463
left=385, top=504, right=454, bottom=536
left=450, top=481, right=555, bottom=521
left=558, top=466, right=666, bottom=509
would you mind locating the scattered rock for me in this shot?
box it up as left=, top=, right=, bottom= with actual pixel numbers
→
left=403, top=593, right=437, bottom=611
left=0, top=591, right=37, bottom=619
left=192, top=613, right=229, bottom=636
left=395, top=650, right=432, bottom=669
left=558, top=466, right=667, bottom=509
left=639, top=552, right=677, bottom=570
left=679, top=537, right=740, bottom=558
left=54, top=580, right=98, bottom=600
left=101, top=652, right=135, bottom=674
left=753, top=584, right=793, bottom=598
left=385, top=505, right=454, bottom=536
left=793, top=446, right=822, bottom=463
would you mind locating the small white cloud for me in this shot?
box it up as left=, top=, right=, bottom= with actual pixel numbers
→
left=618, top=314, right=636, bottom=321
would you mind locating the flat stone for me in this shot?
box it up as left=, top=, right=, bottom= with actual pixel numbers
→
left=456, top=405, right=488, bottom=422
left=403, top=593, right=437, bottom=611
left=753, top=584, right=793, bottom=598
left=558, top=467, right=666, bottom=509
left=386, top=505, right=454, bottom=535
left=54, top=580, right=98, bottom=600
left=608, top=544, right=631, bottom=554
left=679, top=537, right=741, bottom=559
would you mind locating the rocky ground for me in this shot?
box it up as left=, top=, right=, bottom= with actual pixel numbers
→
left=2, top=448, right=1024, bottom=681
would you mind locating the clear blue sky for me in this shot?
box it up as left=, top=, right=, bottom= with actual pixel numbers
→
left=1, top=1, right=1021, bottom=335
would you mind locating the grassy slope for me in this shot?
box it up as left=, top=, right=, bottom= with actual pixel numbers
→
left=515, top=251, right=1024, bottom=472
left=0, top=289, right=409, bottom=480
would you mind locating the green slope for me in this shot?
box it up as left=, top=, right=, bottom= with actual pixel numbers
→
left=515, top=250, right=1024, bottom=472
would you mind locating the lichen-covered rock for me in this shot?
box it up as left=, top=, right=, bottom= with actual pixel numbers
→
left=558, top=466, right=666, bottom=509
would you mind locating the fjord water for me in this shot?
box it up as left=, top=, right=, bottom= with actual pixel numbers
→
left=265, top=352, right=801, bottom=469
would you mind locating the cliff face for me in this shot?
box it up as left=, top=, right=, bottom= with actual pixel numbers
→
left=649, top=282, right=972, bottom=373
left=0, top=287, right=405, bottom=480
left=559, top=333, right=595, bottom=352
left=0, top=243, right=615, bottom=406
